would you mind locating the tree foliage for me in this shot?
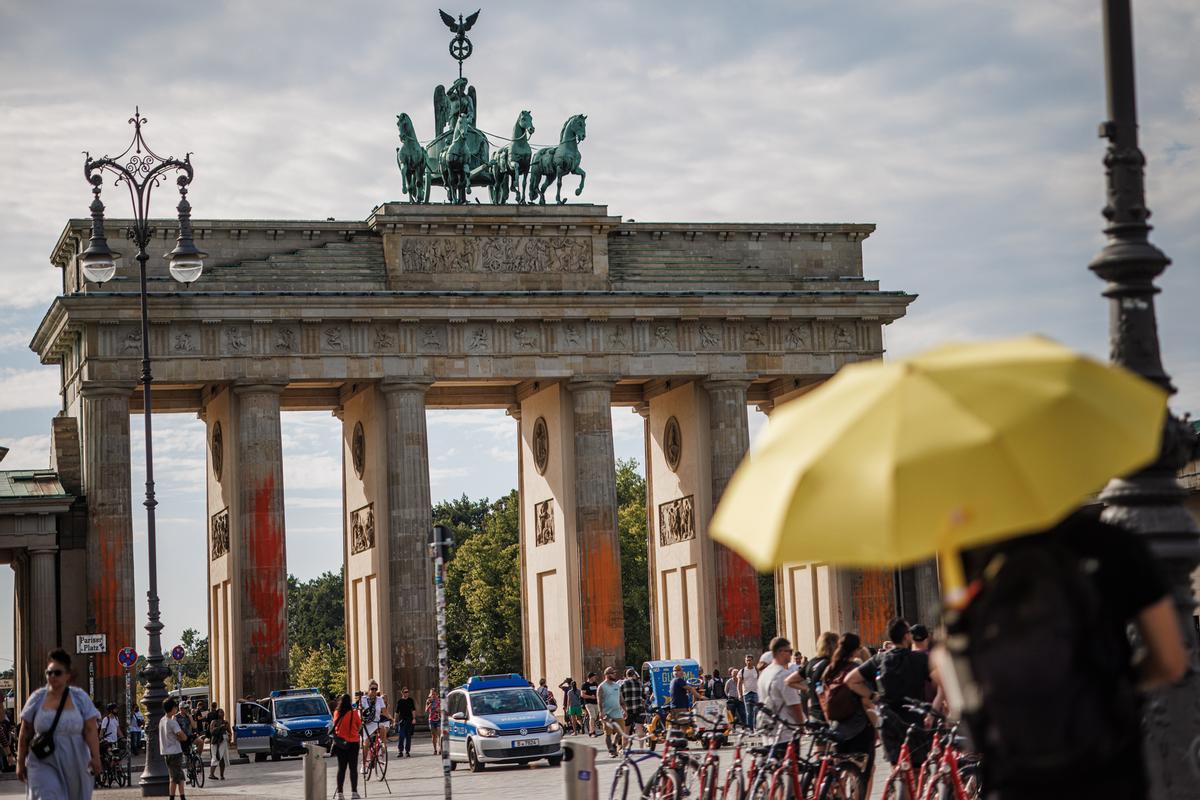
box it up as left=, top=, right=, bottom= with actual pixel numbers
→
left=439, top=491, right=523, bottom=686
left=288, top=570, right=345, bottom=652
left=286, top=570, right=347, bottom=695
left=289, top=643, right=347, bottom=699
left=616, top=459, right=651, bottom=668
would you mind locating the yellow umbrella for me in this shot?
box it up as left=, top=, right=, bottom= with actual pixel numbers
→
left=709, top=335, right=1167, bottom=589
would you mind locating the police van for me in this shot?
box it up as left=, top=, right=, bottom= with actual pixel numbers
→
left=446, top=674, right=563, bottom=771
left=234, top=688, right=333, bottom=761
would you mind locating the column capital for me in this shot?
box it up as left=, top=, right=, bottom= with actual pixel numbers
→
left=379, top=377, right=434, bottom=395
left=567, top=376, right=619, bottom=392
left=232, top=378, right=289, bottom=396
left=27, top=545, right=59, bottom=556
left=506, top=404, right=522, bottom=420
left=632, top=402, right=650, bottom=419
left=755, top=400, right=775, bottom=417
left=80, top=381, right=137, bottom=397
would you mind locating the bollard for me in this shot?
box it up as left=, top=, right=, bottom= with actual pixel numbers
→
left=303, top=742, right=328, bottom=800
left=562, top=740, right=598, bottom=800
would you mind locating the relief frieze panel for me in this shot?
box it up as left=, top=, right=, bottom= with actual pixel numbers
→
left=401, top=235, right=592, bottom=274
left=350, top=502, right=375, bottom=555
left=101, top=316, right=869, bottom=364
left=210, top=507, right=230, bottom=560
left=534, top=498, right=555, bottom=546
left=658, top=495, right=696, bottom=546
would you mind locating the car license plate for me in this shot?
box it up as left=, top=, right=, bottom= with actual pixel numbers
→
left=513, top=738, right=538, bottom=748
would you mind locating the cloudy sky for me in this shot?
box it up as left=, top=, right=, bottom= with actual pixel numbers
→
left=1, top=1, right=1197, bottom=670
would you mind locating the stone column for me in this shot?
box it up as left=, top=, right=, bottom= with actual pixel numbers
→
left=81, top=382, right=135, bottom=705
left=704, top=378, right=762, bottom=666
left=381, top=379, right=436, bottom=700
left=29, top=546, right=59, bottom=666
left=568, top=378, right=625, bottom=674
left=233, top=380, right=289, bottom=697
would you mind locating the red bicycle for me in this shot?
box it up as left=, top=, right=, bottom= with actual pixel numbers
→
left=914, top=704, right=981, bottom=800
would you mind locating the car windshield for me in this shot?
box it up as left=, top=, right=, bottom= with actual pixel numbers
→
left=274, top=697, right=329, bottom=719
left=470, top=688, right=545, bottom=716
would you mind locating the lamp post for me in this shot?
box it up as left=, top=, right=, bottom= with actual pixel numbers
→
left=81, top=109, right=206, bottom=797
left=1089, top=4, right=1200, bottom=797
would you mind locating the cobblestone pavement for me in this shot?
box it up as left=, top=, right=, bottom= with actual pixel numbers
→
left=0, top=735, right=895, bottom=799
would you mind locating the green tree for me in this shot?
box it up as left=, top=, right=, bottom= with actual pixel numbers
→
left=444, top=491, right=523, bottom=686
left=288, top=570, right=345, bottom=652
left=616, top=458, right=651, bottom=668
left=758, top=572, right=778, bottom=649
left=290, top=643, right=347, bottom=699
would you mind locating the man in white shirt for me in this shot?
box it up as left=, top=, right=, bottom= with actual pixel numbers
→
left=99, top=703, right=121, bottom=745
left=758, top=637, right=806, bottom=753
left=160, top=698, right=188, bottom=799
left=738, top=654, right=761, bottom=730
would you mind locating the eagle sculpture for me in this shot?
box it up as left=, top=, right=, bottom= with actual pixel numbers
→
left=439, top=9, right=480, bottom=36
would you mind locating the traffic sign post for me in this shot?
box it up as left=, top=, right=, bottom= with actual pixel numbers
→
left=170, top=645, right=184, bottom=700
left=77, top=634, right=107, bottom=701
left=118, top=647, right=137, bottom=784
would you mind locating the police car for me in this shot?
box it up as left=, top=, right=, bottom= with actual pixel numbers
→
left=446, top=674, right=563, bottom=771
left=234, top=688, right=333, bottom=761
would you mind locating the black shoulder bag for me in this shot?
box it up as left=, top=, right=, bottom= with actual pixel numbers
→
left=30, top=690, right=69, bottom=759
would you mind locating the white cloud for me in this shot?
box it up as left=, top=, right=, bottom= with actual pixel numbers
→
left=0, top=433, right=49, bottom=469
left=0, top=368, right=59, bottom=411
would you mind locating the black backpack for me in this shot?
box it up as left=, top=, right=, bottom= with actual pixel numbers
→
left=961, top=534, right=1138, bottom=779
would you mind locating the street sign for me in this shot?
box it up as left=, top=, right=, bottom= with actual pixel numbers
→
left=118, top=647, right=137, bottom=668
left=170, top=645, right=185, bottom=662
left=76, top=634, right=107, bottom=654
left=0, top=678, right=13, bottom=690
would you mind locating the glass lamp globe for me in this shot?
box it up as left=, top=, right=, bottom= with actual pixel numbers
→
left=80, top=248, right=119, bottom=284
left=168, top=252, right=205, bottom=285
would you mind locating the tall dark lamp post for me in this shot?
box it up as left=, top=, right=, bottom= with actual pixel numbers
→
left=81, top=109, right=205, bottom=797
left=1090, top=3, right=1200, bottom=797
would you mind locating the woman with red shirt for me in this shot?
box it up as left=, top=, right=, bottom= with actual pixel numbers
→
left=330, top=694, right=362, bottom=800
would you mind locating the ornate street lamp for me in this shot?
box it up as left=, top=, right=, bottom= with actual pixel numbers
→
left=82, top=108, right=205, bottom=796
left=1090, top=3, right=1200, bottom=797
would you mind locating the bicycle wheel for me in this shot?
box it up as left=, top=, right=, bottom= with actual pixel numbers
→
left=929, top=764, right=982, bottom=800
left=720, top=765, right=745, bottom=800
left=766, top=765, right=799, bottom=800
left=817, top=763, right=864, bottom=800
left=698, top=760, right=721, bottom=800
left=881, top=772, right=912, bottom=800
left=611, top=762, right=633, bottom=800
left=377, top=739, right=389, bottom=779
left=643, top=765, right=683, bottom=800
left=195, top=759, right=206, bottom=788
left=362, top=740, right=375, bottom=780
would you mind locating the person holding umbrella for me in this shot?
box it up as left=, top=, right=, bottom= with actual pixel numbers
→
left=710, top=336, right=1187, bottom=800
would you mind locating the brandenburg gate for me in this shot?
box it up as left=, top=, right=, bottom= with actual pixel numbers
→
left=31, top=201, right=915, bottom=709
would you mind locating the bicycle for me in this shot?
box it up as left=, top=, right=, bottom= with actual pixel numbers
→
left=879, top=704, right=935, bottom=800
left=361, top=723, right=390, bottom=781
left=909, top=701, right=981, bottom=800
left=608, top=728, right=662, bottom=800
left=184, top=740, right=206, bottom=789
left=97, top=740, right=130, bottom=788
left=642, top=712, right=704, bottom=800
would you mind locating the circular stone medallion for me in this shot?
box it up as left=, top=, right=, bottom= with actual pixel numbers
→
left=532, top=417, right=550, bottom=475
left=211, top=422, right=224, bottom=481
left=664, top=416, right=682, bottom=472
left=352, top=421, right=366, bottom=479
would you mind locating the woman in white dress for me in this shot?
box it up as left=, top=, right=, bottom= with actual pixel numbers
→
left=16, top=648, right=102, bottom=800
